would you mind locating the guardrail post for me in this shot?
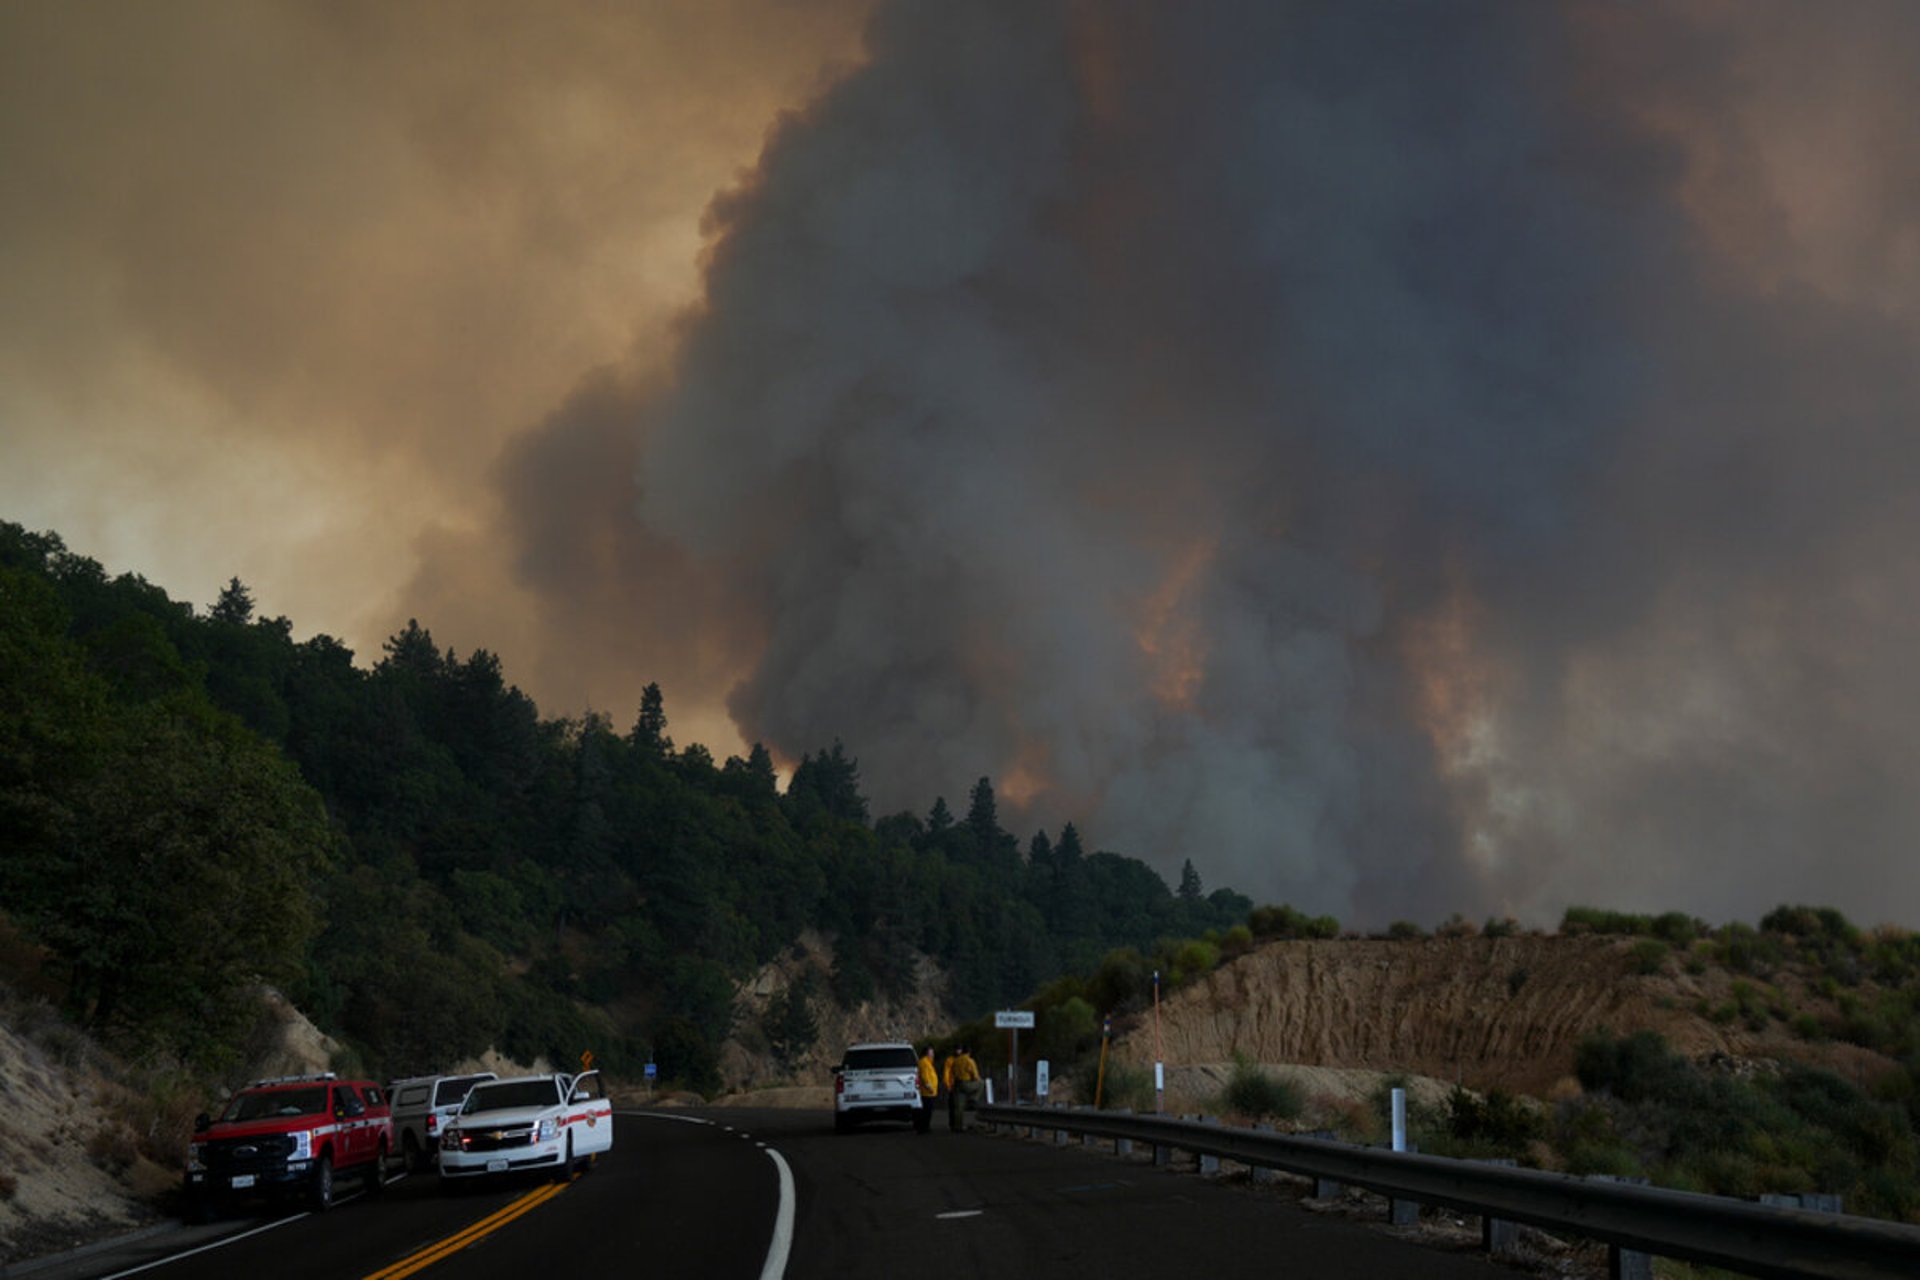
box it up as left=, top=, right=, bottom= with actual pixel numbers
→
left=1154, top=1117, right=1175, bottom=1167
left=1475, top=1158, right=1518, bottom=1254
left=1055, top=1103, right=1069, bottom=1146
left=1389, top=1141, right=1420, bottom=1225
left=1113, top=1108, right=1133, bottom=1157
left=1762, top=1192, right=1844, bottom=1214
left=1198, top=1116, right=1221, bottom=1175
left=1589, top=1176, right=1653, bottom=1280
left=1307, top=1130, right=1341, bottom=1198
left=1250, top=1124, right=1277, bottom=1184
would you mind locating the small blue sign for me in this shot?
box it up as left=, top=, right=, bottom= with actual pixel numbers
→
left=644, top=1062, right=658, bottom=1080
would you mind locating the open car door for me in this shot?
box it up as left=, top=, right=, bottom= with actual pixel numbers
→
left=565, top=1070, right=614, bottom=1159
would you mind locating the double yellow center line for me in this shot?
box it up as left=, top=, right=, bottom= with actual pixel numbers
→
left=362, top=1179, right=571, bottom=1280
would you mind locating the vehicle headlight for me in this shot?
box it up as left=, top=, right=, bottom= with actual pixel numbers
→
left=291, top=1131, right=312, bottom=1160
left=187, top=1142, right=205, bottom=1171
left=441, top=1129, right=463, bottom=1151
left=538, top=1118, right=556, bottom=1142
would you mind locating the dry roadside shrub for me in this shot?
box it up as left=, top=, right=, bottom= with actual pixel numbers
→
left=86, top=1122, right=139, bottom=1174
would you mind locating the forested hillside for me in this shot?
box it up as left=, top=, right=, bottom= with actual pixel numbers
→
left=0, top=521, right=1250, bottom=1091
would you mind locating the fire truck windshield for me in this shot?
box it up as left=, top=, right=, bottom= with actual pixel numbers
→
left=222, top=1086, right=329, bottom=1121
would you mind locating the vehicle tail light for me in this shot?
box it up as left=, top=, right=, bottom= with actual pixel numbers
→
left=835, top=1075, right=845, bottom=1097
left=426, top=1114, right=437, bottom=1134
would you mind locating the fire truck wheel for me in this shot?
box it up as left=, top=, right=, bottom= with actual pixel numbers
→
left=553, top=1136, right=574, bottom=1183
left=309, top=1154, right=334, bottom=1212
left=367, top=1143, right=388, bottom=1195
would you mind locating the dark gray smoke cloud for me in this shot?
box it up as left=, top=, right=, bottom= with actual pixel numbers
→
left=495, top=1, right=1920, bottom=927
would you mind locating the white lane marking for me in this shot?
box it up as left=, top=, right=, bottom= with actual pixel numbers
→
left=936, top=1210, right=984, bottom=1220
left=622, top=1109, right=792, bottom=1280
left=622, top=1111, right=715, bottom=1125
left=97, top=1213, right=309, bottom=1279
left=759, top=1146, right=796, bottom=1280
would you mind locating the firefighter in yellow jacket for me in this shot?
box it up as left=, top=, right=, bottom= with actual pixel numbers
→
left=914, top=1046, right=938, bottom=1133
left=948, top=1045, right=982, bottom=1132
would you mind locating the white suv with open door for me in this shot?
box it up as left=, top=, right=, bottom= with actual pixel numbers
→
left=438, top=1071, right=611, bottom=1183
left=832, top=1041, right=923, bottom=1133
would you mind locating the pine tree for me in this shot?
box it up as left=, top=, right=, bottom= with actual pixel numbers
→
left=927, top=796, right=954, bottom=833
left=1177, top=858, right=1204, bottom=902
left=209, top=577, right=255, bottom=625
left=632, top=681, right=671, bottom=755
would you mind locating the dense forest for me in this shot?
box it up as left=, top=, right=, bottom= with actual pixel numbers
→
left=0, top=521, right=1251, bottom=1091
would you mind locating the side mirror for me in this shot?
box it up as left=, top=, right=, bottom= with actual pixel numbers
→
left=193, top=1113, right=211, bottom=1133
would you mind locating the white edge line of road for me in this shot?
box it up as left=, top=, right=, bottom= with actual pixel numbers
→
left=621, top=1110, right=795, bottom=1280
left=758, top=1146, right=796, bottom=1280
left=94, top=1212, right=308, bottom=1280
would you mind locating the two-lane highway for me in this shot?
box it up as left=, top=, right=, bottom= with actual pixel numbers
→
left=40, top=1108, right=1513, bottom=1278
left=38, top=1113, right=780, bottom=1280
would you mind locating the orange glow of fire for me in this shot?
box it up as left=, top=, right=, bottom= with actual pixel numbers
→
left=997, top=750, right=1052, bottom=810
left=1402, top=570, right=1497, bottom=778
left=1135, top=538, right=1215, bottom=712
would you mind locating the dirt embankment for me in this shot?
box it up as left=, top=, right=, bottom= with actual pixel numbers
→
left=718, top=930, right=949, bottom=1094
left=1114, top=934, right=1886, bottom=1097
left=0, top=985, right=346, bottom=1264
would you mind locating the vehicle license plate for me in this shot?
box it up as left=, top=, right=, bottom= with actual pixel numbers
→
left=230, top=1175, right=255, bottom=1189
left=487, top=1159, right=508, bottom=1173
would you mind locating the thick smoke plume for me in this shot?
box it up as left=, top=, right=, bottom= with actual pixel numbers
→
left=492, top=1, right=1920, bottom=927
left=21, top=2, right=1908, bottom=926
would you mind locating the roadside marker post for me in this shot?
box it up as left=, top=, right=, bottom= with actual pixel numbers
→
left=1152, top=970, right=1164, bottom=1114
left=1094, top=1015, right=1111, bottom=1109
left=994, top=1009, right=1034, bottom=1105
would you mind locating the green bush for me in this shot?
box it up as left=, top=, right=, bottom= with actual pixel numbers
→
left=1575, top=1030, right=1696, bottom=1105
left=1087, top=947, right=1152, bottom=1014
left=1087, top=1059, right=1154, bottom=1111
left=1037, top=996, right=1099, bottom=1061
left=1170, top=938, right=1221, bottom=985
left=1446, top=1085, right=1545, bottom=1153
left=1247, top=904, right=1339, bottom=940
left=1385, top=920, right=1425, bottom=940
left=1651, top=912, right=1705, bottom=946
left=1221, top=1053, right=1303, bottom=1121
left=1562, top=906, right=1655, bottom=937
left=1627, top=939, right=1670, bottom=975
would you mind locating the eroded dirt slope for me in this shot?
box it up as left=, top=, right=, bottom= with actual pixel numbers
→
left=1114, top=934, right=1885, bottom=1096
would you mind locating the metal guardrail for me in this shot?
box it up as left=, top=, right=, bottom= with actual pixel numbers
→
left=977, top=1104, right=1920, bottom=1280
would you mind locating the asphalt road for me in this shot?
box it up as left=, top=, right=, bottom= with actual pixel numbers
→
left=22, top=1109, right=1517, bottom=1279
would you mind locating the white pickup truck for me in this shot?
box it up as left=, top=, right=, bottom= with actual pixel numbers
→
left=833, top=1041, right=925, bottom=1133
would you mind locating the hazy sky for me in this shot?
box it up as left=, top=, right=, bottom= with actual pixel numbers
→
left=7, top=2, right=1918, bottom=929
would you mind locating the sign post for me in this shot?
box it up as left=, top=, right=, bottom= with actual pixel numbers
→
left=1152, top=969, right=1165, bottom=1114
left=644, top=1060, right=657, bottom=1102
left=994, top=1010, right=1035, bottom=1104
